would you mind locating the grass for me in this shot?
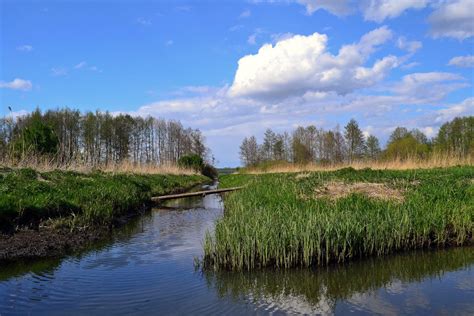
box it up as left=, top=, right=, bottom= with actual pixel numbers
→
left=0, top=167, right=206, bottom=232
left=204, top=166, right=474, bottom=270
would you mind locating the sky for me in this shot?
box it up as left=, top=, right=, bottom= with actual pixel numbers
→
left=1, top=0, right=473, bottom=167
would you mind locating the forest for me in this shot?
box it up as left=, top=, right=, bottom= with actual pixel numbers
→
left=239, top=116, right=474, bottom=167
left=0, top=108, right=210, bottom=167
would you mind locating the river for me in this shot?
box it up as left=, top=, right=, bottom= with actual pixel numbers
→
left=1, top=184, right=473, bottom=315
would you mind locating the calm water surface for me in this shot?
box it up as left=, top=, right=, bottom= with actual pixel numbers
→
left=1, top=185, right=473, bottom=315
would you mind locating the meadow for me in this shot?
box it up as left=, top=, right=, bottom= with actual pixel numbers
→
left=204, top=166, right=474, bottom=270
left=0, top=167, right=206, bottom=232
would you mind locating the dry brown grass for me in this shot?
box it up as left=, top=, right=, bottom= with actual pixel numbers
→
left=0, top=156, right=197, bottom=175
left=244, top=153, right=474, bottom=174
left=313, top=181, right=405, bottom=202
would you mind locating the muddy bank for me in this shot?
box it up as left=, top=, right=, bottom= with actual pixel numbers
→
left=0, top=226, right=109, bottom=261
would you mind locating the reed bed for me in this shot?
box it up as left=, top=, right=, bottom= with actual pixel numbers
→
left=1, top=155, right=197, bottom=175
left=203, top=166, right=474, bottom=270
left=243, top=153, right=474, bottom=174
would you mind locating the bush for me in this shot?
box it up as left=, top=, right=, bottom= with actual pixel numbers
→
left=178, top=154, right=204, bottom=171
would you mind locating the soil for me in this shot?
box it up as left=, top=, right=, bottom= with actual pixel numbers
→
left=0, top=226, right=109, bottom=261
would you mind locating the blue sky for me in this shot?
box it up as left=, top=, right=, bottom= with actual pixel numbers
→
left=1, top=0, right=473, bottom=166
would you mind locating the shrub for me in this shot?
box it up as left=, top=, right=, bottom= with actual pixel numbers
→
left=178, top=154, right=204, bottom=171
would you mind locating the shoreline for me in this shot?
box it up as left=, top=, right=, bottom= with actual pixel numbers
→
left=0, top=169, right=208, bottom=262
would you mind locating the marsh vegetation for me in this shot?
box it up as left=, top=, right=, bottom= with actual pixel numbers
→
left=204, top=167, right=474, bottom=270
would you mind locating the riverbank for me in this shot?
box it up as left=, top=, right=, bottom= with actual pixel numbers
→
left=0, top=168, right=207, bottom=261
left=204, top=166, right=474, bottom=270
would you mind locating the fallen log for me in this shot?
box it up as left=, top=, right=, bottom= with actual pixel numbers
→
left=151, top=186, right=243, bottom=202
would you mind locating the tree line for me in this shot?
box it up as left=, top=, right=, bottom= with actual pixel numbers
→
left=0, top=108, right=210, bottom=166
left=239, top=116, right=474, bottom=166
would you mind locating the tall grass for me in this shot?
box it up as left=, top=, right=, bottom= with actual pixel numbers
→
left=204, top=167, right=474, bottom=270
left=243, top=152, right=474, bottom=174
left=1, top=154, right=197, bottom=175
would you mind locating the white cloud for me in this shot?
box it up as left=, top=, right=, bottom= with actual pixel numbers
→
left=396, top=36, right=422, bottom=54
left=230, top=27, right=397, bottom=100
left=70, top=61, right=102, bottom=72
left=247, top=28, right=264, bottom=45
left=165, top=40, right=174, bottom=46
left=74, top=61, right=87, bottom=69
left=247, top=34, right=258, bottom=45
left=51, top=67, right=68, bottom=76
left=239, top=9, right=251, bottom=18
left=16, top=45, right=33, bottom=52
left=428, top=0, right=474, bottom=40
left=448, top=55, right=474, bottom=67
left=389, top=72, right=466, bottom=100
left=433, top=97, right=474, bottom=123
left=137, top=17, right=152, bottom=26
left=401, top=62, right=420, bottom=70
left=270, top=32, right=295, bottom=43
left=127, top=68, right=468, bottom=165
left=362, top=0, right=429, bottom=22
left=229, top=24, right=244, bottom=32
left=256, top=0, right=428, bottom=21
left=0, top=78, right=33, bottom=91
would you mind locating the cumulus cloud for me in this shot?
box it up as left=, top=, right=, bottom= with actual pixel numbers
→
left=229, top=27, right=397, bottom=100
left=362, top=0, right=429, bottom=22
left=448, top=55, right=474, bottom=67
left=428, top=0, right=474, bottom=40
left=0, top=78, right=33, bottom=91
left=128, top=68, right=468, bottom=165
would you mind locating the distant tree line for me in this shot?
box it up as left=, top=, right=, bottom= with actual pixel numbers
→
left=0, top=108, right=210, bottom=166
left=239, top=116, right=474, bottom=166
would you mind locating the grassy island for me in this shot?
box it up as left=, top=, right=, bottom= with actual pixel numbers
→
left=204, top=166, right=474, bottom=270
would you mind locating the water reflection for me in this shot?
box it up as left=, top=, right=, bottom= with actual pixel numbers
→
left=205, top=247, right=474, bottom=315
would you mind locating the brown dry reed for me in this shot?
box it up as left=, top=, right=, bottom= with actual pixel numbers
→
left=244, top=152, right=473, bottom=174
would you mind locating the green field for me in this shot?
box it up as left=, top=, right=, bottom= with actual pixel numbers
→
left=0, top=168, right=206, bottom=232
left=204, top=167, right=474, bottom=270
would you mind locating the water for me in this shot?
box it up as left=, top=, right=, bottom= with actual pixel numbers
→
left=1, top=185, right=473, bottom=315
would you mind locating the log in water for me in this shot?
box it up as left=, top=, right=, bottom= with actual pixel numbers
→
left=151, top=186, right=243, bottom=201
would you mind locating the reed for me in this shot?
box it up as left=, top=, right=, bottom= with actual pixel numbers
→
left=243, top=153, right=474, bottom=174
left=203, top=166, right=474, bottom=270
left=1, top=154, right=197, bottom=175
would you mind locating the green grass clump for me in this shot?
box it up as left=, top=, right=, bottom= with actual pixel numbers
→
left=204, top=167, right=474, bottom=270
left=0, top=168, right=206, bottom=231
